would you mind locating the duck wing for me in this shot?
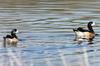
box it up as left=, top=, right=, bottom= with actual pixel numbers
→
left=4, top=35, right=13, bottom=39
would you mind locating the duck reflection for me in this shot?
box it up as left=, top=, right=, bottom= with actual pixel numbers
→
left=74, top=36, right=94, bottom=44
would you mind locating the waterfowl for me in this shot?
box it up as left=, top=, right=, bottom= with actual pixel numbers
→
left=3, top=29, right=20, bottom=46
left=73, top=21, right=95, bottom=40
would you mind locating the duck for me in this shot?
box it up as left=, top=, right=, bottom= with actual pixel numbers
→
left=3, top=29, right=20, bottom=46
left=73, top=21, right=95, bottom=40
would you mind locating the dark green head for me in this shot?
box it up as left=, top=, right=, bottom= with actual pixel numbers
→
left=11, top=29, right=19, bottom=34
left=88, top=21, right=95, bottom=27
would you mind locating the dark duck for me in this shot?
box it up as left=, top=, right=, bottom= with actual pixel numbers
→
left=73, top=21, right=95, bottom=41
left=3, top=29, right=20, bottom=47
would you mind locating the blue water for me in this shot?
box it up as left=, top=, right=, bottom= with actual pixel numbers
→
left=0, top=0, right=100, bottom=66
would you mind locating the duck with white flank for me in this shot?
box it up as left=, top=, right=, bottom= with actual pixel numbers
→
left=73, top=21, right=95, bottom=41
left=3, top=29, right=20, bottom=47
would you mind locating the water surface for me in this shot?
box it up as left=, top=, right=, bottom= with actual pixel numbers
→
left=0, top=0, right=100, bottom=66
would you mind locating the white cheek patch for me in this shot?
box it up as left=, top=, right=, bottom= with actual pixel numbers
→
left=91, top=22, right=95, bottom=26
left=16, top=30, right=19, bottom=33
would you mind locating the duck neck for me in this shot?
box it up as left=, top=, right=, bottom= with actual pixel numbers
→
left=11, top=32, right=18, bottom=38
left=88, top=25, right=94, bottom=33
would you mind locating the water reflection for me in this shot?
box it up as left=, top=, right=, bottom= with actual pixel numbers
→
left=3, top=41, right=17, bottom=48
left=74, top=35, right=94, bottom=44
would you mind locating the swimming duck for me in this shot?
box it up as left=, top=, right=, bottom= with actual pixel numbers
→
left=3, top=29, right=20, bottom=46
left=73, top=21, right=95, bottom=40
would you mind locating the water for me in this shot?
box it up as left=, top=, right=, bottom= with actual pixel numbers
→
left=0, top=0, right=100, bottom=66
